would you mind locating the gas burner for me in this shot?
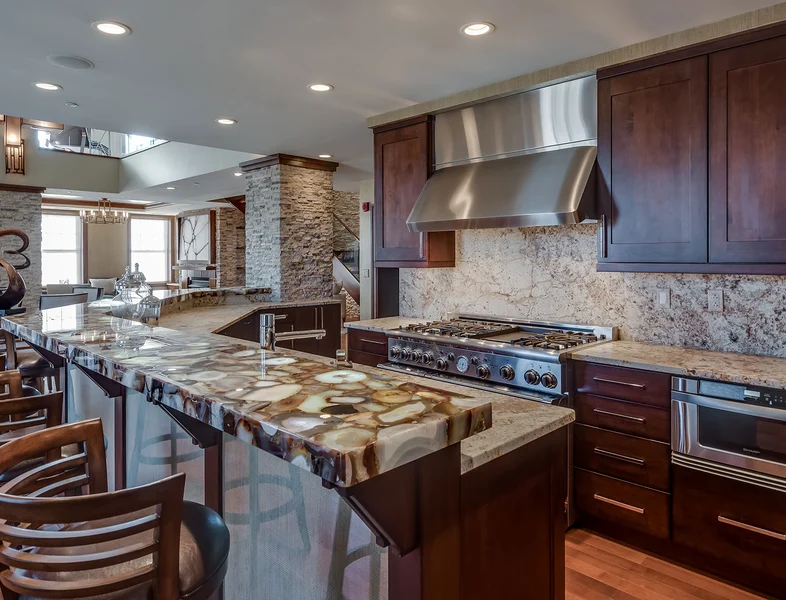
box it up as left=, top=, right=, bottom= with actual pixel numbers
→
left=400, top=319, right=518, bottom=339
left=507, top=331, right=599, bottom=350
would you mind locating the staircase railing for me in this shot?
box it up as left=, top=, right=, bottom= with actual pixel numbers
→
left=332, top=212, right=360, bottom=304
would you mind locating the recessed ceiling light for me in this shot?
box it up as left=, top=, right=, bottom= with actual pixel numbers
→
left=308, top=83, right=333, bottom=92
left=233, top=172, right=243, bottom=177
left=215, top=118, right=237, bottom=125
left=65, top=102, right=79, bottom=108
left=33, top=82, right=62, bottom=91
left=460, top=22, right=495, bottom=36
left=92, top=21, right=131, bottom=36
left=318, top=154, right=333, bottom=159
left=166, top=187, right=176, bottom=190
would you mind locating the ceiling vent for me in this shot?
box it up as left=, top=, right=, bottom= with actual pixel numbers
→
left=47, top=55, right=95, bottom=70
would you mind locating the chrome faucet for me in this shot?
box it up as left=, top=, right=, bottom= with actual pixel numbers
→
left=259, top=313, right=326, bottom=351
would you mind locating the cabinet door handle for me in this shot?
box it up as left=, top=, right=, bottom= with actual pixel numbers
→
left=599, top=214, right=607, bottom=259
left=360, top=338, right=387, bottom=346
left=718, top=516, right=786, bottom=541
left=593, top=494, right=645, bottom=515
left=594, top=447, right=645, bottom=466
left=593, top=377, right=645, bottom=389
left=593, top=408, right=646, bottom=424
left=418, top=232, right=424, bottom=259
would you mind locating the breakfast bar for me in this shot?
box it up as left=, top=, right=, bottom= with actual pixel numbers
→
left=1, top=300, right=573, bottom=600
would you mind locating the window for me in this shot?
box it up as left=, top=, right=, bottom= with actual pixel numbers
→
left=129, top=218, right=170, bottom=283
left=41, top=213, right=82, bottom=285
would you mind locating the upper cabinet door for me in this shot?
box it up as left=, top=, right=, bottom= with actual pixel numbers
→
left=373, top=118, right=455, bottom=267
left=598, top=57, right=708, bottom=263
left=710, top=36, right=786, bottom=263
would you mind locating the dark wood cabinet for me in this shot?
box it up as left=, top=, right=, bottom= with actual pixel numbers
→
left=347, top=328, right=388, bottom=367
left=373, top=117, right=454, bottom=268
left=709, top=35, right=786, bottom=263
left=597, top=25, right=786, bottom=274
left=598, top=56, right=708, bottom=264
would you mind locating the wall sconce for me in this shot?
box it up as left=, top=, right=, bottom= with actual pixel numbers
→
left=3, top=116, right=24, bottom=175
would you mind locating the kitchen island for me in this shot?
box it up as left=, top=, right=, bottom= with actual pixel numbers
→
left=2, top=300, right=574, bottom=600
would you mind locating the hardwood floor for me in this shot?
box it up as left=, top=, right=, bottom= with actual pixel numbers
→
left=566, top=529, right=772, bottom=600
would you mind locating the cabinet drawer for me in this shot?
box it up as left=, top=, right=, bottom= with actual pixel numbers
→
left=348, top=349, right=388, bottom=368
left=348, top=328, right=389, bottom=357
left=673, top=465, right=786, bottom=580
left=573, top=362, right=670, bottom=408
left=575, top=468, right=670, bottom=541
left=575, top=393, right=670, bottom=442
left=574, top=425, right=670, bottom=491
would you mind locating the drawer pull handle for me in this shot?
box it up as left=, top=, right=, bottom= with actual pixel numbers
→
left=275, top=314, right=287, bottom=321
left=718, top=516, right=786, bottom=541
left=360, top=338, right=387, bottom=346
left=593, top=408, right=646, bottom=424
left=593, top=494, right=645, bottom=515
left=594, top=447, right=646, bottom=466
left=593, top=377, right=645, bottom=389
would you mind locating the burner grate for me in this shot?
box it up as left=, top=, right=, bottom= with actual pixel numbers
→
left=400, top=319, right=518, bottom=339
left=507, top=331, right=599, bottom=350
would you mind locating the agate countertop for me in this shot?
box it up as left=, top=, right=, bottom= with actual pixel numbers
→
left=2, top=303, right=574, bottom=487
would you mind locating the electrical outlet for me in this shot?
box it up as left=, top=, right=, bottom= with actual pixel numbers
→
left=656, top=288, right=670, bottom=310
left=708, top=289, right=724, bottom=312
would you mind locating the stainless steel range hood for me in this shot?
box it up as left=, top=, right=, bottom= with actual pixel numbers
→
left=407, top=76, right=598, bottom=233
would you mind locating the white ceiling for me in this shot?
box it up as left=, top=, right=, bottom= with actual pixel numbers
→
left=1, top=0, right=778, bottom=190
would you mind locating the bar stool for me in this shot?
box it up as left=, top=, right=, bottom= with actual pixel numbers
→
left=0, top=419, right=230, bottom=600
left=2, top=331, right=60, bottom=393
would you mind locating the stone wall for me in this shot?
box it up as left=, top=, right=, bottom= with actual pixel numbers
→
left=215, top=207, right=245, bottom=287
left=0, top=190, right=42, bottom=312
left=245, top=164, right=334, bottom=301
left=400, top=224, right=786, bottom=358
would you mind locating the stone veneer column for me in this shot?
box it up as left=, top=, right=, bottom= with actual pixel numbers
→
left=215, top=206, right=245, bottom=287
left=0, top=185, right=43, bottom=312
left=242, top=155, right=338, bottom=301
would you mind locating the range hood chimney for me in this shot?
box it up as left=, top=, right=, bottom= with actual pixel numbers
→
left=407, top=76, right=598, bottom=233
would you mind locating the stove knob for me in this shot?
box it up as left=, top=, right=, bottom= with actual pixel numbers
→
left=422, top=353, right=434, bottom=365
left=500, top=365, right=515, bottom=381
left=447, top=353, right=456, bottom=362
left=477, top=364, right=491, bottom=379
left=436, top=357, right=449, bottom=371
left=412, top=349, right=423, bottom=363
left=524, top=370, right=541, bottom=385
left=401, top=348, right=412, bottom=361
left=390, top=346, right=402, bottom=359
left=541, top=372, right=558, bottom=389
left=470, top=356, right=479, bottom=366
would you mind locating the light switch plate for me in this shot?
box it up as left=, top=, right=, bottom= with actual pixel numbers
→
left=361, top=269, right=370, bottom=278
left=656, top=288, right=670, bottom=310
left=708, top=289, right=724, bottom=312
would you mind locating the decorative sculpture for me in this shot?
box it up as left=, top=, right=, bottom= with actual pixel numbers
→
left=0, top=228, right=30, bottom=311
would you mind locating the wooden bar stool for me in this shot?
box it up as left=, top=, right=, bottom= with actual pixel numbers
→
left=0, top=419, right=230, bottom=600
left=1, top=331, right=60, bottom=394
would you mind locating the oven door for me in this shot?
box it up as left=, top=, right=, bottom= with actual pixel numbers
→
left=672, top=389, right=786, bottom=481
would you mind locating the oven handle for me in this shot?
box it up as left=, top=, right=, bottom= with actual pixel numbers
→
left=671, top=390, right=786, bottom=423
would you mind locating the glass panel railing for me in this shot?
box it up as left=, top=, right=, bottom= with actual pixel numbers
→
left=332, top=214, right=359, bottom=281
left=37, top=126, right=166, bottom=158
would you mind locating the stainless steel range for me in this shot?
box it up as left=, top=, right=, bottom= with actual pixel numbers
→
left=381, top=314, right=617, bottom=405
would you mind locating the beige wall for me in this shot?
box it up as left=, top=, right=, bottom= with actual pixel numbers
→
left=359, top=180, right=373, bottom=320
left=86, top=222, right=128, bottom=280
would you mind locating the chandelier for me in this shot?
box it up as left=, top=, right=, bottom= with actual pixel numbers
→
left=79, top=198, right=128, bottom=225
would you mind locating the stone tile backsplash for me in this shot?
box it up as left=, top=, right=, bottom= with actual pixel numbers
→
left=400, top=224, right=786, bottom=357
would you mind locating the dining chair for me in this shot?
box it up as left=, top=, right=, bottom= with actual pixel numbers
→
left=43, top=283, right=73, bottom=295
left=39, top=292, right=89, bottom=311
left=71, top=286, right=102, bottom=303
left=0, top=419, right=230, bottom=600
left=1, top=332, right=60, bottom=393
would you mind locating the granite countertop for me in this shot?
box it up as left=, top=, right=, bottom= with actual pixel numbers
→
left=571, top=340, right=786, bottom=390
left=345, top=316, right=425, bottom=333
left=158, top=298, right=341, bottom=335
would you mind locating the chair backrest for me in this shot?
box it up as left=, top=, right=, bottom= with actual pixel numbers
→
left=0, top=388, right=63, bottom=464
left=0, top=420, right=185, bottom=600
left=0, top=371, right=24, bottom=402
left=71, top=286, right=101, bottom=303
left=44, top=284, right=73, bottom=295
left=39, top=292, right=89, bottom=311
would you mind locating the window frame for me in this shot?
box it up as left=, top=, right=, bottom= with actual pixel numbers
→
left=127, top=215, right=174, bottom=285
left=41, top=210, right=85, bottom=286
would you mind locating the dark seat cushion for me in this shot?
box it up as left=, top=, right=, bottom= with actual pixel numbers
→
left=16, top=348, right=54, bottom=372
left=17, top=501, right=229, bottom=600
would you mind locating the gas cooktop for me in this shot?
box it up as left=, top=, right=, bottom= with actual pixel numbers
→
left=385, top=314, right=617, bottom=400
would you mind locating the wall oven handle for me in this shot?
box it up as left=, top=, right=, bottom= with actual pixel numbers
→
left=593, top=377, right=645, bottom=389
left=593, top=494, right=645, bottom=515
left=593, top=408, right=645, bottom=424
left=594, top=447, right=645, bottom=466
left=718, top=516, right=786, bottom=541
left=672, top=390, right=786, bottom=423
